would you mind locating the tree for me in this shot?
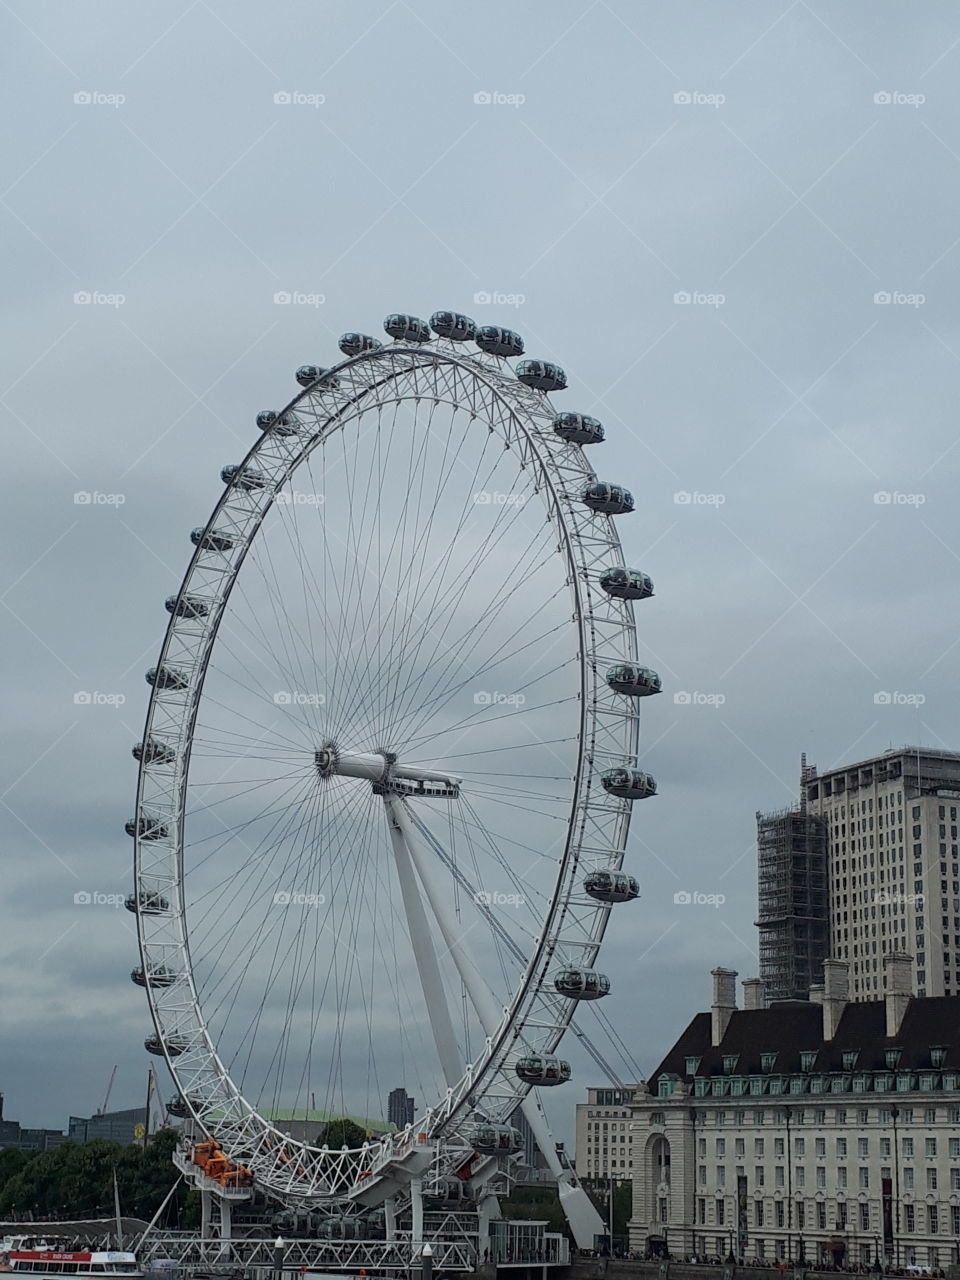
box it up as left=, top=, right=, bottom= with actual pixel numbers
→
left=0, top=1129, right=194, bottom=1223
left=320, top=1118, right=369, bottom=1150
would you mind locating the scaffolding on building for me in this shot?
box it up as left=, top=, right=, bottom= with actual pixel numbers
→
left=755, top=756, right=829, bottom=1002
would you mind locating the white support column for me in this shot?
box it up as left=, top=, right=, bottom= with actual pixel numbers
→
left=218, top=1199, right=232, bottom=1258
left=410, top=1176, right=424, bottom=1251
left=384, top=797, right=462, bottom=1087
left=391, top=797, right=605, bottom=1252
left=200, top=1188, right=212, bottom=1240
left=384, top=1196, right=397, bottom=1240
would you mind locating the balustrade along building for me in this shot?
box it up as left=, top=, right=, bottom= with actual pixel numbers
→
left=629, top=961, right=960, bottom=1269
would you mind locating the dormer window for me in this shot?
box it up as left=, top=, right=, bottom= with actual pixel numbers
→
left=931, top=1047, right=947, bottom=1068
left=723, top=1055, right=740, bottom=1075
left=842, top=1050, right=859, bottom=1071
left=686, top=1056, right=702, bottom=1076
left=761, top=1053, right=777, bottom=1073
left=885, top=1049, right=902, bottom=1070
left=800, top=1051, right=818, bottom=1072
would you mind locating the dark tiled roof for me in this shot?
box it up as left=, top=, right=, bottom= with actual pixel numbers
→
left=649, top=996, right=960, bottom=1082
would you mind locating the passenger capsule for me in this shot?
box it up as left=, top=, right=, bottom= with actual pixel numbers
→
left=221, top=464, right=267, bottom=491
left=581, top=482, right=634, bottom=515
left=384, top=314, right=431, bottom=343
left=133, top=738, right=176, bottom=766
left=599, top=566, right=653, bottom=600
left=430, top=311, right=477, bottom=342
left=191, top=527, right=234, bottom=552
left=257, top=408, right=301, bottom=435
left=471, top=1123, right=523, bottom=1153
left=124, top=891, right=170, bottom=915
left=425, top=1177, right=469, bottom=1207
left=146, top=665, right=189, bottom=691
left=606, top=663, right=661, bottom=697
left=125, top=815, right=169, bottom=842
left=166, top=1095, right=191, bottom=1119
left=584, top=870, right=640, bottom=904
left=516, top=359, right=567, bottom=392
left=295, top=367, right=341, bottom=390
left=601, top=767, right=657, bottom=800
left=165, top=595, right=209, bottom=620
left=145, top=1034, right=188, bottom=1058
left=475, top=326, right=524, bottom=358
left=339, top=333, right=383, bottom=357
left=515, top=1055, right=571, bottom=1086
left=553, top=412, right=604, bottom=445
left=553, top=968, right=611, bottom=1001
left=131, top=966, right=176, bottom=988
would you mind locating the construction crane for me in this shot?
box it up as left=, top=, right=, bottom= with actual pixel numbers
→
left=97, top=1065, right=118, bottom=1116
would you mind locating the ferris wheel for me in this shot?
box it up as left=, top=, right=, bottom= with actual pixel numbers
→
left=127, top=310, right=658, bottom=1222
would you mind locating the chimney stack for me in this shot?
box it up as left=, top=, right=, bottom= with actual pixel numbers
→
left=808, top=983, right=825, bottom=1006
left=711, top=967, right=738, bottom=1046
left=821, top=958, right=849, bottom=1040
left=742, top=978, right=765, bottom=1010
left=884, top=952, right=915, bottom=1037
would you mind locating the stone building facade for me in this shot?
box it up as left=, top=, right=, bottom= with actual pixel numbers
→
left=630, top=963, right=960, bottom=1269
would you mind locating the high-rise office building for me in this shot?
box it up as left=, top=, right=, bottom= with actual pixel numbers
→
left=387, top=1086, right=415, bottom=1128
left=803, top=747, right=960, bottom=1000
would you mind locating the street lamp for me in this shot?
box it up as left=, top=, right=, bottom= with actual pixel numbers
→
left=421, top=1241, right=434, bottom=1280
left=273, top=1236, right=284, bottom=1280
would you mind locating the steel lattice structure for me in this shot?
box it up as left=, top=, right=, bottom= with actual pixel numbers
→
left=128, top=312, right=657, bottom=1221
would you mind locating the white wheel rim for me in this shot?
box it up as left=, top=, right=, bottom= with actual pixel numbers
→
left=132, top=333, right=643, bottom=1205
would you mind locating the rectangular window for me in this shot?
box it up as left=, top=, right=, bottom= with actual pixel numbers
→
left=903, top=1137, right=914, bottom=1157
left=928, top=1205, right=939, bottom=1234
left=927, top=1168, right=938, bottom=1191
left=904, top=1168, right=914, bottom=1190
left=755, top=1200, right=764, bottom=1227
left=858, top=1137, right=868, bottom=1157
left=860, top=1203, right=870, bottom=1231
left=836, top=1137, right=847, bottom=1156
left=775, top=1166, right=784, bottom=1188
left=716, top=1198, right=725, bottom=1225
left=795, top=1166, right=805, bottom=1187
left=905, top=1205, right=915, bottom=1233
left=926, top=1137, right=937, bottom=1157
left=859, top=1167, right=869, bottom=1189
left=815, top=1137, right=826, bottom=1156
left=837, top=1166, right=847, bottom=1188
left=754, top=1138, right=763, bottom=1157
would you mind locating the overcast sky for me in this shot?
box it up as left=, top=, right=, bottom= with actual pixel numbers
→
left=3, top=0, right=960, bottom=1151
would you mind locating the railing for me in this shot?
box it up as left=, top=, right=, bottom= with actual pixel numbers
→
left=141, top=1233, right=479, bottom=1272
